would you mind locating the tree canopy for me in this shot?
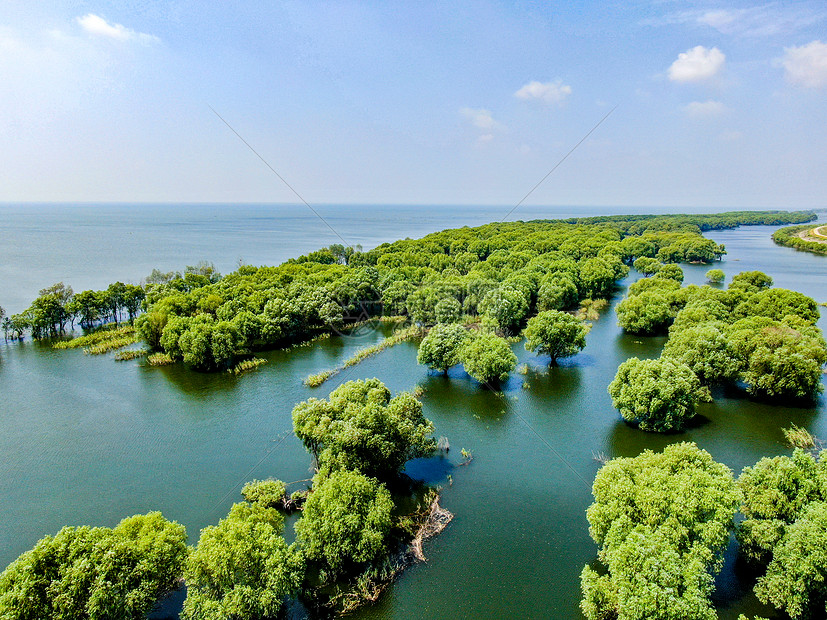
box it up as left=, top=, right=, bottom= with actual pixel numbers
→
left=523, top=310, right=589, bottom=364
left=581, top=443, right=739, bottom=620
left=417, top=323, right=469, bottom=373
left=0, top=512, right=188, bottom=620
left=608, top=357, right=701, bottom=432
left=182, top=502, right=303, bottom=620
left=292, top=378, right=435, bottom=479
left=460, top=331, right=517, bottom=384
left=294, top=470, right=394, bottom=580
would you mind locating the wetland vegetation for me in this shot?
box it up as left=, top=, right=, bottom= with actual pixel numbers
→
left=0, top=208, right=825, bottom=619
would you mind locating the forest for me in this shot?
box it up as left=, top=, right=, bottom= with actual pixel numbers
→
left=1, top=208, right=825, bottom=619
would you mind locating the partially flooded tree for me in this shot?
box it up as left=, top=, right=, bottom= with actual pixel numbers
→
left=608, top=357, right=701, bottom=432
left=523, top=310, right=589, bottom=365
left=292, top=378, right=435, bottom=479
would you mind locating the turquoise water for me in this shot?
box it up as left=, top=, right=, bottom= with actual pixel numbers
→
left=0, top=205, right=825, bottom=618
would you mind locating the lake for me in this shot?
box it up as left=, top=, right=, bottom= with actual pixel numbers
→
left=0, top=203, right=825, bottom=619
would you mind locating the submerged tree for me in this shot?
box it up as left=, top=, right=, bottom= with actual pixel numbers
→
left=523, top=310, right=589, bottom=365
left=0, top=512, right=188, bottom=619
left=581, top=443, right=739, bottom=620
left=706, top=268, right=725, bottom=283
left=460, top=331, right=517, bottom=385
left=292, top=378, right=435, bottom=479
left=608, top=357, right=701, bottom=432
left=417, top=323, right=469, bottom=374
left=294, top=470, right=393, bottom=581
left=183, top=502, right=303, bottom=620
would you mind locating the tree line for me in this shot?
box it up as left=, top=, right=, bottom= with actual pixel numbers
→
left=772, top=223, right=827, bottom=257
left=129, top=211, right=813, bottom=372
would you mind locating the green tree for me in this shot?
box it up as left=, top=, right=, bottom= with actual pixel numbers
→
left=434, top=297, right=461, bottom=323
left=523, top=310, right=590, bottom=365
left=417, top=323, right=469, bottom=374
left=68, top=290, right=103, bottom=329
left=661, top=323, right=741, bottom=384
left=727, top=317, right=827, bottom=400
left=460, top=331, right=517, bottom=384
left=633, top=256, right=661, bottom=276
left=729, top=270, right=773, bottom=293
left=706, top=268, right=725, bottom=283
left=241, top=479, right=287, bottom=508
left=478, top=287, right=529, bottom=334
left=579, top=256, right=625, bottom=299
left=292, top=378, right=435, bottom=479
left=655, top=263, right=684, bottom=283
left=616, top=291, right=674, bottom=335
left=608, top=357, right=701, bottom=432
left=295, top=470, right=393, bottom=580
left=182, top=502, right=303, bottom=620
left=537, top=273, right=579, bottom=311
left=754, top=501, right=827, bottom=619
left=581, top=443, right=739, bottom=620
left=0, top=512, right=188, bottom=620
left=737, top=449, right=826, bottom=565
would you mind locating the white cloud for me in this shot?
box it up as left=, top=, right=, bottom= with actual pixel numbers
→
left=684, top=100, right=726, bottom=117
left=668, top=46, right=725, bottom=82
left=645, top=6, right=824, bottom=37
left=76, top=14, right=158, bottom=43
left=514, top=80, right=572, bottom=105
left=460, top=107, right=499, bottom=130
left=781, top=40, right=827, bottom=88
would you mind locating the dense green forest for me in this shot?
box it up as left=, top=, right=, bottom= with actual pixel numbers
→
left=1, top=209, right=824, bottom=619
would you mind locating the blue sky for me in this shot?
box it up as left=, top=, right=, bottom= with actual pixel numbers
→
left=1, top=1, right=826, bottom=207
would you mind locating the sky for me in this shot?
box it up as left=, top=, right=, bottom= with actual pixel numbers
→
left=1, top=1, right=826, bottom=208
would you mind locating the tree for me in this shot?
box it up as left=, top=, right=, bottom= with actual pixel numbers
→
left=661, top=323, right=741, bottom=384
left=460, top=331, right=517, bottom=384
left=737, top=449, right=826, bottom=565
left=581, top=442, right=739, bottom=620
left=0, top=512, right=188, bottom=620
left=241, top=479, right=287, bottom=508
left=434, top=297, right=461, bottom=323
left=727, top=317, right=827, bottom=400
left=706, top=268, right=725, bottom=283
left=478, top=287, right=529, bottom=334
left=735, top=288, right=820, bottom=324
left=654, top=263, right=684, bottom=283
left=608, top=357, right=701, bottom=432
left=182, top=502, right=303, bottom=620
left=579, top=256, right=624, bottom=299
left=537, top=273, right=578, bottom=311
left=295, top=470, right=393, bottom=580
left=615, top=291, right=674, bottom=335
left=754, top=501, right=827, bottom=619
left=417, top=323, right=469, bottom=374
left=292, top=378, right=435, bottom=479
left=26, top=282, right=74, bottom=338
left=729, top=270, right=773, bottom=293
left=633, top=256, right=661, bottom=276
left=523, top=310, right=590, bottom=364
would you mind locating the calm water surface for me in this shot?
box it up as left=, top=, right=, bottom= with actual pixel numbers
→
left=0, top=205, right=825, bottom=619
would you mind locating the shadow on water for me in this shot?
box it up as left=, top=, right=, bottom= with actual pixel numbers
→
left=419, top=372, right=513, bottom=427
